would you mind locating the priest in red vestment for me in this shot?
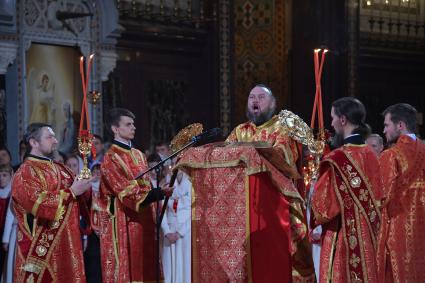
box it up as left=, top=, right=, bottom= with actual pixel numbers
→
left=12, top=123, right=93, bottom=283
left=99, top=108, right=172, bottom=283
left=377, top=103, right=425, bottom=283
left=226, top=84, right=314, bottom=282
left=311, top=97, right=381, bottom=283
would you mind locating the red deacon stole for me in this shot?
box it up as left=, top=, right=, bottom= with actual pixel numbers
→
left=323, top=150, right=381, bottom=282
left=21, top=202, right=74, bottom=283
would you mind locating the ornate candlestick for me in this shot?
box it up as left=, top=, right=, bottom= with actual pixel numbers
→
left=77, top=130, right=93, bottom=180
left=78, top=54, right=95, bottom=179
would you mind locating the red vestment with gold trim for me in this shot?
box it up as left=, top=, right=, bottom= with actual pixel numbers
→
left=226, top=115, right=314, bottom=282
left=99, top=143, right=156, bottom=283
left=312, top=145, right=381, bottom=283
left=377, top=135, right=425, bottom=283
left=12, top=156, right=86, bottom=283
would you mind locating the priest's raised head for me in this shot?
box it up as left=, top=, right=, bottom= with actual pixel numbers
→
left=330, top=97, right=370, bottom=148
left=24, top=123, right=58, bottom=158
left=246, top=84, right=276, bottom=126
left=106, top=108, right=136, bottom=144
left=382, top=103, right=417, bottom=144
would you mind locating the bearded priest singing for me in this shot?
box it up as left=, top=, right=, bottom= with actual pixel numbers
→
left=226, top=84, right=314, bottom=282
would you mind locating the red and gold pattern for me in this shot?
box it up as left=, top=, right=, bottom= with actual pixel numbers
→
left=12, top=157, right=86, bottom=283
left=226, top=116, right=314, bottom=282
left=0, top=197, right=9, bottom=236
left=312, top=145, right=381, bottom=283
left=226, top=115, right=299, bottom=178
left=377, top=135, right=425, bottom=283
left=176, top=143, right=312, bottom=282
left=99, top=144, right=156, bottom=283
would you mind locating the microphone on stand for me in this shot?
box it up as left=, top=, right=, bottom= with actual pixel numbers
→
left=159, top=127, right=222, bottom=223
left=191, top=127, right=222, bottom=143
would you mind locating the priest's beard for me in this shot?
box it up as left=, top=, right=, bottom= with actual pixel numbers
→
left=386, top=129, right=402, bottom=145
left=246, top=107, right=275, bottom=126
left=330, top=132, right=344, bottom=149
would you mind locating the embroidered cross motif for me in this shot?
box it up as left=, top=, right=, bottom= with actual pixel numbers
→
left=350, top=271, right=363, bottom=282
left=359, top=189, right=369, bottom=201
left=349, top=253, right=361, bottom=268
left=350, top=176, right=362, bottom=188
left=35, top=245, right=47, bottom=257
left=349, top=235, right=358, bottom=250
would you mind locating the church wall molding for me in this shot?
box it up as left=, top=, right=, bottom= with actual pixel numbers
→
left=2, top=0, right=120, bottom=161
left=0, top=41, right=18, bottom=74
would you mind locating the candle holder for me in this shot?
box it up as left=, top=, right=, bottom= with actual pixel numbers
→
left=77, top=130, right=93, bottom=180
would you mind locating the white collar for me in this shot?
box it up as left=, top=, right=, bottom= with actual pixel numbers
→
left=405, top=133, right=416, bottom=140
left=0, top=182, right=11, bottom=199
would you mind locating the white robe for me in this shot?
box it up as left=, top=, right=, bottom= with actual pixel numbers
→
left=1, top=184, right=14, bottom=283
left=307, top=182, right=322, bottom=282
left=161, top=173, right=191, bottom=283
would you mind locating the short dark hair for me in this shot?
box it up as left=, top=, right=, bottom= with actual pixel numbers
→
left=23, top=123, right=52, bottom=152
left=0, top=146, right=11, bottom=160
left=332, top=97, right=370, bottom=138
left=105, top=108, right=135, bottom=136
left=154, top=141, right=169, bottom=148
left=147, top=152, right=162, bottom=163
left=382, top=103, right=417, bottom=133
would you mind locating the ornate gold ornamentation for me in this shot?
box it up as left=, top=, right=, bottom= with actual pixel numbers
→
left=359, top=189, right=368, bottom=201
left=349, top=235, right=358, bottom=250
left=35, top=245, right=47, bottom=257
left=351, top=176, right=361, bottom=188
left=23, top=262, right=42, bottom=274
left=50, top=220, right=59, bottom=229
left=349, top=253, right=361, bottom=268
left=77, top=132, right=93, bottom=180
left=88, top=90, right=101, bottom=104
left=278, top=110, right=324, bottom=155
left=278, top=109, right=324, bottom=185
left=369, top=210, right=376, bottom=223
left=170, top=123, right=204, bottom=153
left=39, top=233, right=50, bottom=247
left=350, top=271, right=362, bottom=283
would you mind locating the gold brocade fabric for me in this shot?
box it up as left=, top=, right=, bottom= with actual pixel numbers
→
left=226, top=115, right=299, bottom=177
left=176, top=143, right=314, bottom=282
left=311, top=145, right=381, bottom=283
left=226, top=116, right=314, bottom=282
left=12, top=158, right=86, bottom=283
left=99, top=144, right=156, bottom=283
left=377, top=136, right=425, bottom=283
